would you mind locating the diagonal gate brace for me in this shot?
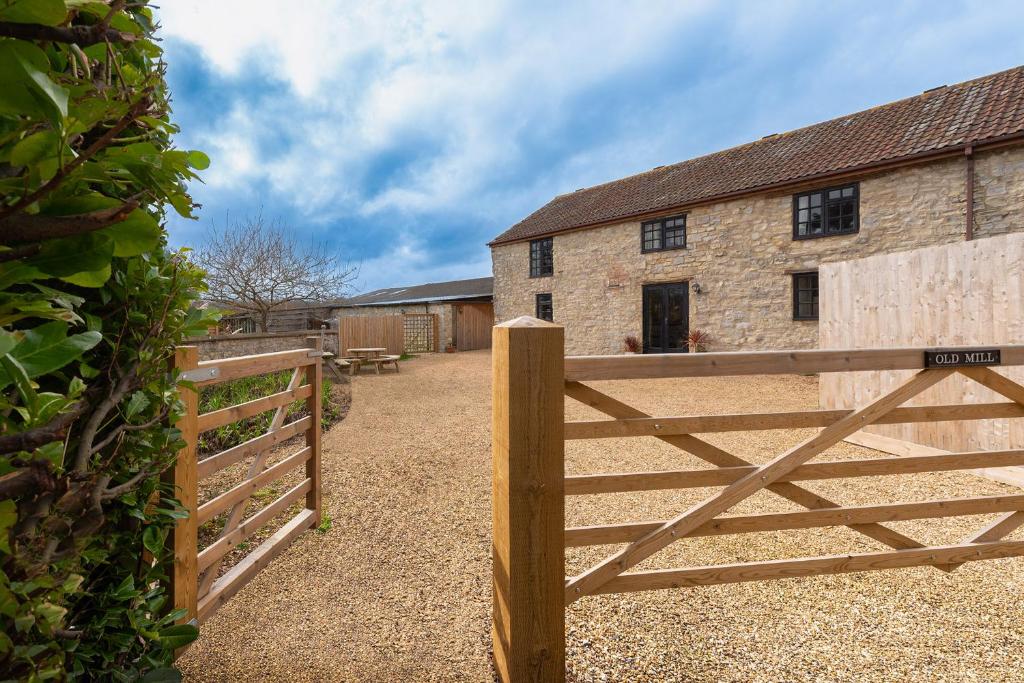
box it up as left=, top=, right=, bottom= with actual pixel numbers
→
left=565, top=368, right=955, bottom=602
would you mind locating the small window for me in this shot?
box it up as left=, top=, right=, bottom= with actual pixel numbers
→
left=535, top=293, right=553, bottom=321
left=793, top=183, right=859, bottom=239
left=792, top=272, right=819, bottom=320
left=641, top=215, right=687, bottom=253
left=530, top=238, right=553, bottom=277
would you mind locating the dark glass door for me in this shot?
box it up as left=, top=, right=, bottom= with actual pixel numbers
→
left=642, top=283, right=688, bottom=353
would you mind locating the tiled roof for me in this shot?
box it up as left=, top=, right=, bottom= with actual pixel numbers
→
left=490, top=66, right=1024, bottom=245
left=336, top=277, right=493, bottom=306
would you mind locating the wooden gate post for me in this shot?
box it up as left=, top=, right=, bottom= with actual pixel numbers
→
left=305, top=336, right=323, bottom=524
left=168, top=346, right=199, bottom=626
left=491, top=316, right=565, bottom=683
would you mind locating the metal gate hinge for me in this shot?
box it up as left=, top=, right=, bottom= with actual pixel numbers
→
left=180, top=367, right=220, bottom=382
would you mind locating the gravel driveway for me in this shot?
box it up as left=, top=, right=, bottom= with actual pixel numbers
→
left=180, top=350, right=1024, bottom=682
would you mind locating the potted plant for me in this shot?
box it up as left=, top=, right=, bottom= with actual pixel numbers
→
left=623, top=335, right=641, bottom=354
left=445, top=342, right=457, bottom=353
left=688, top=329, right=712, bottom=353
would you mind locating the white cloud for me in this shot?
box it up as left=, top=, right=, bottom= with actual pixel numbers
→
left=160, top=0, right=1024, bottom=289
left=159, top=0, right=716, bottom=219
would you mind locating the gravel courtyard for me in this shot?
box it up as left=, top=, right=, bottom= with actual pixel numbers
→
left=180, top=350, right=1024, bottom=682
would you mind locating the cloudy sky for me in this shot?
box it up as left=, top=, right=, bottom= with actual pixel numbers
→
left=158, top=1, right=1023, bottom=293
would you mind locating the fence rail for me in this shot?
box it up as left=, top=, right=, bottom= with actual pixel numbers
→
left=491, top=316, right=1024, bottom=683
left=168, top=337, right=323, bottom=631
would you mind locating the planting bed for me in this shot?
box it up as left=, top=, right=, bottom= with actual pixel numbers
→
left=179, top=351, right=1024, bottom=682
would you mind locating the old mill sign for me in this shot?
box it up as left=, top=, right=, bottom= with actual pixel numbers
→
left=924, top=349, right=1001, bottom=368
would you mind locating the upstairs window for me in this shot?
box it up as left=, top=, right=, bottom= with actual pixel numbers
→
left=530, top=237, right=553, bottom=277
left=535, top=293, right=553, bottom=321
left=792, top=271, right=819, bottom=320
left=642, top=215, right=687, bottom=252
left=793, top=183, right=859, bottom=239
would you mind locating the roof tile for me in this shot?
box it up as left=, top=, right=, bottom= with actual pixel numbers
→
left=491, top=66, right=1024, bottom=245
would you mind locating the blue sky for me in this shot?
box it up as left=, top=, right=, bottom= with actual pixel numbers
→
left=158, top=1, right=1024, bottom=293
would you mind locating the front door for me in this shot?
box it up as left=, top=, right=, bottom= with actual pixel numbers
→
left=642, top=282, right=688, bottom=353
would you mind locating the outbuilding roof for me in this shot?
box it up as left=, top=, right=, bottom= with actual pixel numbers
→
left=336, top=276, right=493, bottom=307
left=490, top=65, right=1024, bottom=246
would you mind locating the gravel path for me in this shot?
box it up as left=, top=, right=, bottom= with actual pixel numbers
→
left=180, top=350, right=1024, bottom=682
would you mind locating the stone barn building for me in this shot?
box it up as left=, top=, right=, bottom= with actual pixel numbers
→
left=489, top=65, right=1024, bottom=355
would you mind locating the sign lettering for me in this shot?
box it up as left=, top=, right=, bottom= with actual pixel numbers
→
left=924, top=349, right=1001, bottom=368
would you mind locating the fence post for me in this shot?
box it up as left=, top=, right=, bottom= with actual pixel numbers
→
left=305, top=336, right=323, bottom=524
left=432, top=313, right=440, bottom=353
left=168, top=346, right=199, bottom=626
left=491, top=316, right=565, bottom=683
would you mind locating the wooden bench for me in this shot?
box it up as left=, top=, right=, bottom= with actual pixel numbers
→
left=367, top=355, right=400, bottom=374
left=336, top=357, right=363, bottom=376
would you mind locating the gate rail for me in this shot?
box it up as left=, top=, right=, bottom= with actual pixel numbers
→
left=491, top=316, right=1024, bottom=683
left=167, top=337, right=323, bottom=630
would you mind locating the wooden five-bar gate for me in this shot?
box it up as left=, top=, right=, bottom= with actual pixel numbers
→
left=167, top=337, right=324, bottom=630
left=491, top=317, right=1024, bottom=682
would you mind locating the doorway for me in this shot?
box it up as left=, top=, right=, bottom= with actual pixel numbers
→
left=642, top=282, right=689, bottom=353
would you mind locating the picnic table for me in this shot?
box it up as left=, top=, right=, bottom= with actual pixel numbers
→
left=342, top=347, right=400, bottom=374
left=347, top=347, right=387, bottom=359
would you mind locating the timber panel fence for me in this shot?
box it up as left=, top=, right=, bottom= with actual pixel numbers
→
left=491, top=316, right=1024, bottom=683
left=820, top=233, right=1024, bottom=470
left=168, top=338, right=323, bottom=630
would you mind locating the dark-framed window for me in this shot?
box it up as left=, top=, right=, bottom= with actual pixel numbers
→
left=535, top=293, right=553, bottom=321
left=792, top=271, right=819, bottom=320
left=642, top=214, right=687, bottom=252
left=529, top=237, right=553, bottom=277
left=793, top=183, right=859, bottom=239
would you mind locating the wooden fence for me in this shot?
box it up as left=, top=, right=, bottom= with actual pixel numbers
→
left=338, top=313, right=440, bottom=355
left=168, top=338, right=323, bottom=629
left=820, top=234, right=1024, bottom=485
left=492, top=316, right=1024, bottom=682
left=339, top=315, right=405, bottom=355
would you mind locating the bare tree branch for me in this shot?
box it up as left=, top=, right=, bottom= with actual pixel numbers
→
left=0, top=93, right=153, bottom=222
left=0, top=22, right=138, bottom=47
left=0, top=199, right=140, bottom=251
left=194, top=212, right=359, bottom=332
left=0, top=402, right=86, bottom=455
left=88, top=407, right=168, bottom=456
left=72, top=363, right=139, bottom=473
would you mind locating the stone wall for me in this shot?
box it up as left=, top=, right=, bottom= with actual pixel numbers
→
left=492, top=145, right=1024, bottom=355
left=184, top=331, right=323, bottom=361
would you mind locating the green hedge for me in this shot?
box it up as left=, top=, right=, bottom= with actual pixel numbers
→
left=0, top=2, right=214, bottom=679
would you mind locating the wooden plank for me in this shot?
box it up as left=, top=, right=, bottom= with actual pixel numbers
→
left=563, top=381, right=942, bottom=570
left=564, top=368, right=953, bottom=602
left=491, top=316, right=565, bottom=683
left=819, top=234, right=1024, bottom=454
left=589, top=540, right=1024, bottom=595
left=196, top=416, right=312, bottom=480
left=456, top=302, right=494, bottom=351
left=193, top=348, right=314, bottom=387
left=197, top=479, right=312, bottom=571
left=845, top=429, right=1024, bottom=488
left=197, top=508, right=317, bottom=623
left=197, top=366, right=307, bottom=598
left=340, top=315, right=405, bottom=356
left=565, top=345, right=1024, bottom=381
left=304, top=337, right=323, bottom=519
left=564, top=494, right=1024, bottom=546
left=565, top=401, right=1024, bottom=439
left=166, top=346, right=199, bottom=628
left=196, top=385, right=313, bottom=433
left=197, top=447, right=312, bottom=525
left=564, top=449, right=1024, bottom=495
